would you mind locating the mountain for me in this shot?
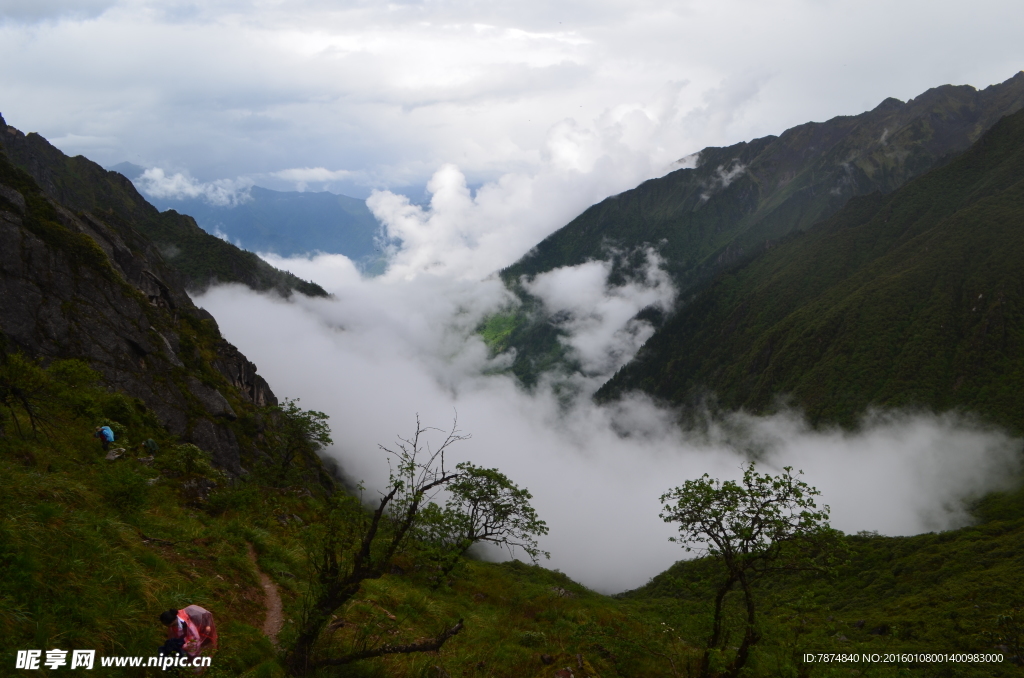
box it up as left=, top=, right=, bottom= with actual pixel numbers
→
left=597, top=104, right=1024, bottom=434
left=0, top=144, right=315, bottom=475
left=0, top=116, right=328, bottom=297
left=495, top=72, right=1024, bottom=384
left=139, top=182, right=385, bottom=272
left=5, top=108, right=1024, bottom=678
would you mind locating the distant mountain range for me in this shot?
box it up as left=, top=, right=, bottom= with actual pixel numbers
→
left=496, top=72, right=1024, bottom=402
left=0, top=121, right=327, bottom=297
left=110, top=162, right=385, bottom=272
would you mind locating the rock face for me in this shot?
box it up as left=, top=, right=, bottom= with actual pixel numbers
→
left=0, top=126, right=278, bottom=474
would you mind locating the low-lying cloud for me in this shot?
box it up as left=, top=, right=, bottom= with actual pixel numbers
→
left=136, top=167, right=252, bottom=207
left=196, top=249, right=1021, bottom=593
left=523, top=248, right=676, bottom=376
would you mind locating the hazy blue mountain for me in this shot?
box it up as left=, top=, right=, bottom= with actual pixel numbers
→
left=135, top=178, right=385, bottom=270
left=1, top=118, right=327, bottom=297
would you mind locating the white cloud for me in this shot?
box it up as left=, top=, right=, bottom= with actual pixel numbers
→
left=523, top=249, right=676, bottom=376
left=4, top=0, right=1020, bottom=197
left=0, top=0, right=115, bottom=23
left=6, top=0, right=1023, bottom=596
left=135, top=167, right=252, bottom=206
left=195, top=274, right=1020, bottom=593
left=270, top=166, right=355, bottom=192
left=365, top=98, right=698, bottom=281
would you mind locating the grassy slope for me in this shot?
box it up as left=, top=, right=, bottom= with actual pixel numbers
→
left=0, top=358, right=671, bottom=678
left=599, top=106, right=1024, bottom=434
left=5, top=358, right=1024, bottom=678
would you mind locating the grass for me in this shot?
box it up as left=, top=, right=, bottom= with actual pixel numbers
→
left=3, top=355, right=1024, bottom=677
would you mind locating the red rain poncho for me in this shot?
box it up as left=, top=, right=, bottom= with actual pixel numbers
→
left=168, top=605, right=218, bottom=657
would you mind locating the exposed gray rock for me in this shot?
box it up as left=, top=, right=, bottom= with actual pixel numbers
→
left=188, top=417, right=241, bottom=474
left=187, top=376, right=237, bottom=419
left=0, top=183, right=25, bottom=213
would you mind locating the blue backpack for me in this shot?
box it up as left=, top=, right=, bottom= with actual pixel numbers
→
left=99, top=426, right=115, bottom=442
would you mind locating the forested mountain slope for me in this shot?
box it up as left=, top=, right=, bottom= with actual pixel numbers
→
left=508, top=72, right=1024, bottom=288
left=1, top=115, right=327, bottom=297
left=495, top=72, right=1024, bottom=383
left=598, top=105, right=1024, bottom=433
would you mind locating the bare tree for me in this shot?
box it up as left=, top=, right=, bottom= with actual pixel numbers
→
left=285, top=414, right=546, bottom=675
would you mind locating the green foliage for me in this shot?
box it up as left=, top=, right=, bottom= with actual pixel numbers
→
left=286, top=417, right=551, bottom=674
left=660, top=463, right=838, bottom=565
left=601, top=106, right=1024, bottom=435
left=262, top=398, right=333, bottom=486
left=980, top=606, right=1024, bottom=663
left=415, top=462, right=549, bottom=577
left=157, top=443, right=219, bottom=479
left=660, top=464, right=844, bottom=677
left=99, top=463, right=151, bottom=515
left=499, top=75, right=1024, bottom=381
left=478, top=310, right=522, bottom=354
left=3, top=351, right=1024, bottom=677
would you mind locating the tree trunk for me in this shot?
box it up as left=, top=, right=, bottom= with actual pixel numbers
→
left=726, top=574, right=759, bottom=678
left=700, top=575, right=736, bottom=678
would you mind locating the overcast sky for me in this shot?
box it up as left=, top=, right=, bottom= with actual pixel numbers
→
left=2, top=0, right=1022, bottom=199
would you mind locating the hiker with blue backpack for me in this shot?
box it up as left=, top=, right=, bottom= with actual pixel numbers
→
left=93, top=425, right=115, bottom=451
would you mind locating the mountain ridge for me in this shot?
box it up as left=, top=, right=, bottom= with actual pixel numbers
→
left=494, top=72, right=1024, bottom=385
left=0, top=137, right=329, bottom=478
left=0, top=115, right=329, bottom=297
left=597, top=104, right=1024, bottom=434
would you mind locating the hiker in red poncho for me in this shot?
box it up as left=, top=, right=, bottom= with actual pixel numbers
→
left=160, top=605, right=218, bottom=658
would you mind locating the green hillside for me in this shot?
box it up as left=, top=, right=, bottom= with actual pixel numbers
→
left=4, top=351, right=1024, bottom=677
left=598, top=104, right=1024, bottom=434
left=0, top=115, right=327, bottom=297
left=495, top=73, right=1024, bottom=384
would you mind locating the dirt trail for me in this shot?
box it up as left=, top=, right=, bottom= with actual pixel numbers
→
left=247, top=543, right=284, bottom=646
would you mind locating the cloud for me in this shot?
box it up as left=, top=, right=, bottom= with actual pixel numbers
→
left=270, top=166, right=355, bottom=192
left=699, top=160, right=746, bottom=202
left=194, top=129, right=1024, bottom=593
left=194, top=263, right=1020, bottom=593
left=522, top=248, right=676, bottom=376
left=0, top=0, right=115, bottom=23
left=9, top=0, right=1020, bottom=199
left=135, top=167, right=252, bottom=206
left=365, top=95, right=701, bottom=281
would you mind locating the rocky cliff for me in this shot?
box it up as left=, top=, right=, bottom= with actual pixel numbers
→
left=0, top=138, right=278, bottom=474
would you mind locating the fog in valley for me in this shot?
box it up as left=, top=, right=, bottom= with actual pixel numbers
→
left=195, top=160, right=1022, bottom=594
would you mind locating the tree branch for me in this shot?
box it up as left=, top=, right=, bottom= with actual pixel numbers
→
left=318, top=619, right=465, bottom=667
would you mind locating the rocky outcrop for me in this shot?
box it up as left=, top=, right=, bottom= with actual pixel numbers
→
left=0, top=145, right=276, bottom=474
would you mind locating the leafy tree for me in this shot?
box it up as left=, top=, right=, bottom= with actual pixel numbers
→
left=659, top=462, right=843, bottom=678
left=981, top=606, right=1024, bottom=664
left=267, top=398, right=332, bottom=483
left=285, top=415, right=547, bottom=675
left=416, top=461, right=550, bottom=580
